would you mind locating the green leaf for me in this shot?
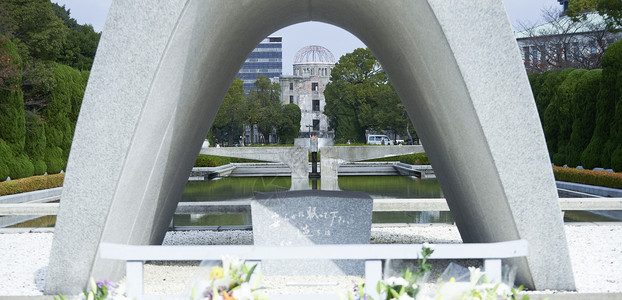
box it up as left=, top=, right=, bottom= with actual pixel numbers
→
left=245, top=263, right=258, bottom=283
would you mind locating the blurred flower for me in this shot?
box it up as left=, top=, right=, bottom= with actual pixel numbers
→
left=210, top=266, right=225, bottom=280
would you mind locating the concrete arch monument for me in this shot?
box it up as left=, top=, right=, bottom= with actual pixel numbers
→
left=46, top=0, right=575, bottom=293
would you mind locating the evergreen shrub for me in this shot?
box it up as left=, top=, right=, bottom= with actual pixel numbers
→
left=566, top=70, right=600, bottom=167
left=582, top=134, right=607, bottom=170
left=0, top=37, right=26, bottom=152
left=0, top=35, right=34, bottom=179
left=0, top=140, right=11, bottom=181
left=599, top=40, right=622, bottom=169
left=24, top=111, right=47, bottom=175
left=44, top=146, right=64, bottom=174
left=528, top=72, right=545, bottom=119
left=43, top=63, right=75, bottom=173
left=542, top=68, right=574, bottom=159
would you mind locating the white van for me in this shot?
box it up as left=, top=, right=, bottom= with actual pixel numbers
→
left=367, top=134, right=393, bottom=145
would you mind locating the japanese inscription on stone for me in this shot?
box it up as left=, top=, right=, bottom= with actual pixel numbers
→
left=251, top=190, right=373, bottom=275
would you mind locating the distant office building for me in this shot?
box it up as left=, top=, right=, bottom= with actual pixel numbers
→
left=516, top=13, right=621, bottom=73
left=280, top=45, right=335, bottom=138
left=237, top=36, right=283, bottom=92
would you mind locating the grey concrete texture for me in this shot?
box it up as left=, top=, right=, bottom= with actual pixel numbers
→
left=0, top=187, right=62, bottom=204
left=294, top=138, right=334, bottom=150
left=557, top=181, right=622, bottom=197
left=251, top=190, right=373, bottom=275
left=320, top=146, right=425, bottom=181
left=201, top=146, right=308, bottom=179
left=46, top=0, right=574, bottom=294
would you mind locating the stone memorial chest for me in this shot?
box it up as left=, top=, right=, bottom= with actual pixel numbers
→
left=251, top=190, right=373, bottom=275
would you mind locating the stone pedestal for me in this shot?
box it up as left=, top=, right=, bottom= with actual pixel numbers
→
left=251, top=190, right=373, bottom=275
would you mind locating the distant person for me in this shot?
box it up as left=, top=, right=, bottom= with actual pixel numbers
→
left=347, top=139, right=351, bottom=145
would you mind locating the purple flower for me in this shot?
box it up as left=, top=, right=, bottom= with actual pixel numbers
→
left=97, top=280, right=117, bottom=293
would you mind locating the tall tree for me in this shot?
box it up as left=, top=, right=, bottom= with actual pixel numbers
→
left=0, top=0, right=67, bottom=61
left=243, top=75, right=281, bottom=144
left=567, top=0, right=622, bottom=33
left=52, top=3, right=100, bottom=71
left=0, top=36, right=33, bottom=179
left=276, top=103, right=301, bottom=144
left=325, top=48, right=411, bottom=143
left=551, top=68, right=587, bottom=166
left=583, top=39, right=622, bottom=169
left=566, top=69, right=600, bottom=167
left=605, top=40, right=622, bottom=171
left=542, top=68, right=575, bottom=159
left=212, top=78, right=245, bottom=146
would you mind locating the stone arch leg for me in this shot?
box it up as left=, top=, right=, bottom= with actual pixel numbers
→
left=311, top=0, right=574, bottom=290
left=46, top=0, right=574, bottom=294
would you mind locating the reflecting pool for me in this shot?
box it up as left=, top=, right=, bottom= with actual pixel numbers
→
left=8, top=175, right=621, bottom=228
left=175, top=176, right=450, bottom=226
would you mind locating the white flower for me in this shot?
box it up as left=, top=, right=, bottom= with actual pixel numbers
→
left=232, top=282, right=252, bottom=300
left=435, top=282, right=471, bottom=299
left=468, top=267, right=484, bottom=286
left=189, top=280, right=210, bottom=300
left=385, top=276, right=409, bottom=287
left=211, top=287, right=224, bottom=300
left=213, top=276, right=232, bottom=290
left=222, top=255, right=241, bottom=277
left=494, top=283, right=512, bottom=296
left=397, top=294, right=415, bottom=300
left=422, top=242, right=434, bottom=250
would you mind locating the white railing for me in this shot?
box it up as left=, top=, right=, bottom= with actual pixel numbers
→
left=3, top=198, right=622, bottom=216
left=99, top=240, right=528, bottom=300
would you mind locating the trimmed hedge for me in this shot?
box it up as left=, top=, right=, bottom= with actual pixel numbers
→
left=553, top=166, right=622, bottom=190
left=0, top=173, right=64, bottom=196
left=194, top=154, right=263, bottom=167
left=365, top=152, right=430, bottom=165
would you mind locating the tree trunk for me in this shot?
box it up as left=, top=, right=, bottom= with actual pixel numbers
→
left=250, top=124, right=255, bottom=145
left=228, top=119, right=234, bottom=147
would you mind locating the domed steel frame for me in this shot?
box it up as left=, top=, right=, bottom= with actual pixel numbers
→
left=294, top=45, right=335, bottom=64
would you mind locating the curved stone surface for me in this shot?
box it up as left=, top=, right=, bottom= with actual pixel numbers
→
left=46, top=0, right=575, bottom=294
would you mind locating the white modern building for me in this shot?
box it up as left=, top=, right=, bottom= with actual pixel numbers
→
left=516, top=13, right=621, bottom=73
left=280, top=45, right=335, bottom=138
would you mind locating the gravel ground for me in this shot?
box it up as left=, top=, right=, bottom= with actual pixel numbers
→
left=1, top=224, right=620, bottom=297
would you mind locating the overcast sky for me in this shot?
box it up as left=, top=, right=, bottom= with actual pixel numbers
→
left=54, top=0, right=562, bottom=75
